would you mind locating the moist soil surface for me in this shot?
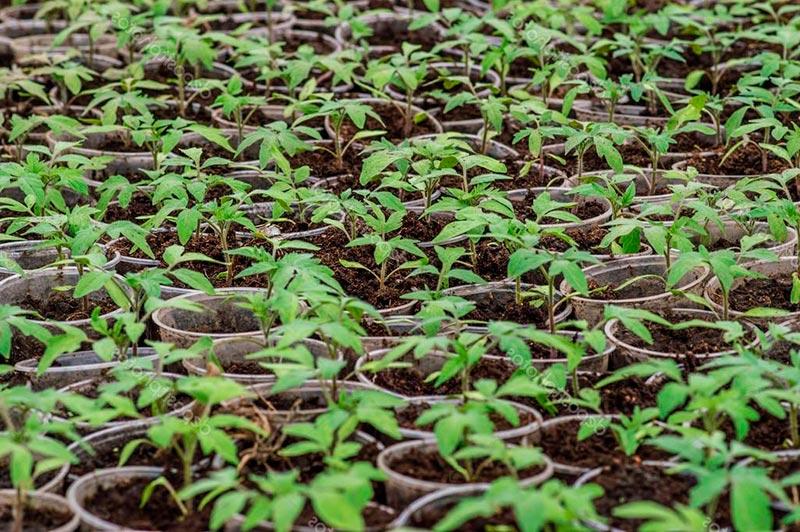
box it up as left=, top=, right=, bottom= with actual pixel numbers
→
left=389, top=444, right=546, bottom=484
left=314, top=171, right=427, bottom=202
left=728, top=274, right=800, bottom=313
left=396, top=400, right=536, bottom=432
left=512, top=198, right=607, bottom=224
left=83, top=476, right=212, bottom=531
left=0, top=503, right=73, bottom=532
left=586, top=268, right=675, bottom=301
left=108, top=230, right=272, bottom=289
left=617, top=321, right=737, bottom=355
left=339, top=102, right=440, bottom=143
left=685, top=143, right=789, bottom=175
left=370, top=356, right=517, bottom=397
left=307, top=229, right=430, bottom=309
left=20, top=290, right=117, bottom=321
left=589, top=462, right=733, bottom=531
left=537, top=418, right=669, bottom=470
left=288, top=145, right=364, bottom=178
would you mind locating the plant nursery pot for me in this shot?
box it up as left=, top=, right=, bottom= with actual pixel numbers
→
left=392, top=485, right=490, bottom=530
left=377, top=439, right=553, bottom=508
left=565, top=168, right=687, bottom=205
left=322, top=97, right=443, bottom=142
left=0, top=489, right=79, bottom=532
left=56, top=373, right=195, bottom=433
left=0, top=268, right=129, bottom=360
left=604, top=308, right=759, bottom=368
left=0, top=240, right=121, bottom=280
left=572, top=461, right=684, bottom=532
left=704, top=256, right=800, bottom=323
left=414, top=132, right=521, bottom=160
left=14, top=347, right=160, bottom=391
left=222, top=380, right=379, bottom=426
left=528, top=414, right=621, bottom=477
left=182, top=335, right=333, bottom=384
left=334, top=12, right=446, bottom=57
left=561, top=256, right=711, bottom=326
left=393, top=395, right=543, bottom=444
left=443, top=281, right=573, bottom=328
left=151, top=288, right=271, bottom=347
left=385, top=61, right=500, bottom=107
left=573, top=103, right=674, bottom=127
left=226, top=503, right=398, bottom=531
left=672, top=153, right=779, bottom=189
left=311, top=174, right=441, bottom=213
left=689, top=220, right=798, bottom=258
left=67, top=466, right=168, bottom=531
left=507, top=186, right=613, bottom=229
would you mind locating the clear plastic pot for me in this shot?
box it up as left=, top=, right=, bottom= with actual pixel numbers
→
left=322, top=96, right=443, bottom=142
left=14, top=347, right=159, bottom=391
left=395, top=395, right=543, bottom=444
left=704, top=256, right=800, bottom=323
left=183, top=335, right=333, bottom=384
left=151, top=288, right=270, bottom=347
left=67, top=466, right=164, bottom=531
left=0, top=240, right=121, bottom=281
left=0, top=489, right=79, bottom=532
left=334, top=12, right=446, bottom=57
left=378, top=439, right=553, bottom=508
left=562, top=256, right=710, bottom=326
left=0, top=268, right=128, bottom=358
left=55, top=374, right=195, bottom=433
left=564, top=168, right=687, bottom=205
left=605, top=308, right=759, bottom=368
left=507, top=187, right=612, bottom=230
left=443, top=281, right=573, bottom=328
left=393, top=485, right=486, bottom=529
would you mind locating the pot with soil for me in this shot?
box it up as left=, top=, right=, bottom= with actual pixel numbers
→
left=46, top=129, right=155, bottom=177
left=561, top=256, right=711, bottom=326
left=386, top=61, right=500, bottom=126
left=508, top=187, right=613, bottom=229
left=605, top=308, right=759, bottom=369
left=55, top=373, right=196, bottom=433
left=704, top=256, right=800, bottom=323
left=334, top=12, right=446, bottom=57
left=688, top=220, right=797, bottom=258
left=226, top=502, right=398, bottom=532
left=0, top=240, right=121, bottom=281
left=67, top=466, right=211, bottom=531
left=672, top=144, right=790, bottom=189
left=377, top=439, right=554, bottom=508
left=564, top=168, right=687, bottom=206
left=14, top=347, right=160, bottom=391
left=312, top=174, right=441, bottom=213
left=323, top=97, right=443, bottom=144
left=182, top=335, right=334, bottom=384
left=0, top=489, right=79, bottom=532
left=218, top=380, right=380, bottom=426
left=443, top=281, right=572, bottom=329
left=0, top=268, right=129, bottom=362
left=392, top=395, right=543, bottom=444
left=392, top=485, right=498, bottom=530
left=573, top=102, right=673, bottom=127
left=152, top=288, right=275, bottom=348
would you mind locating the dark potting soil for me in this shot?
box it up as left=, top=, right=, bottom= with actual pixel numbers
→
left=397, top=212, right=450, bottom=243
left=587, top=272, right=670, bottom=301
left=370, top=356, right=517, bottom=397
left=0, top=502, right=73, bottom=532
left=396, top=400, right=536, bottom=432
left=539, top=225, right=609, bottom=254
left=108, top=230, right=271, bottom=289
left=280, top=33, right=337, bottom=55
left=339, top=101, right=439, bottom=143
left=364, top=26, right=440, bottom=53
left=288, top=145, right=364, bottom=178
left=102, top=194, right=158, bottom=223
left=728, top=275, right=800, bottom=313
left=717, top=411, right=795, bottom=452
left=69, top=437, right=182, bottom=477
left=537, top=418, right=669, bottom=470
left=308, top=229, right=431, bottom=309
left=404, top=500, right=519, bottom=531
left=314, top=171, right=426, bottom=202
left=464, top=294, right=551, bottom=326
left=389, top=444, right=546, bottom=484
left=83, top=476, right=212, bottom=531
left=439, top=103, right=482, bottom=121
left=617, top=321, right=736, bottom=355
left=295, top=503, right=395, bottom=530
left=20, top=290, right=117, bottom=321
left=513, top=198, right=607, bottom=224
left=686, top=143, right=789, bottom=176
